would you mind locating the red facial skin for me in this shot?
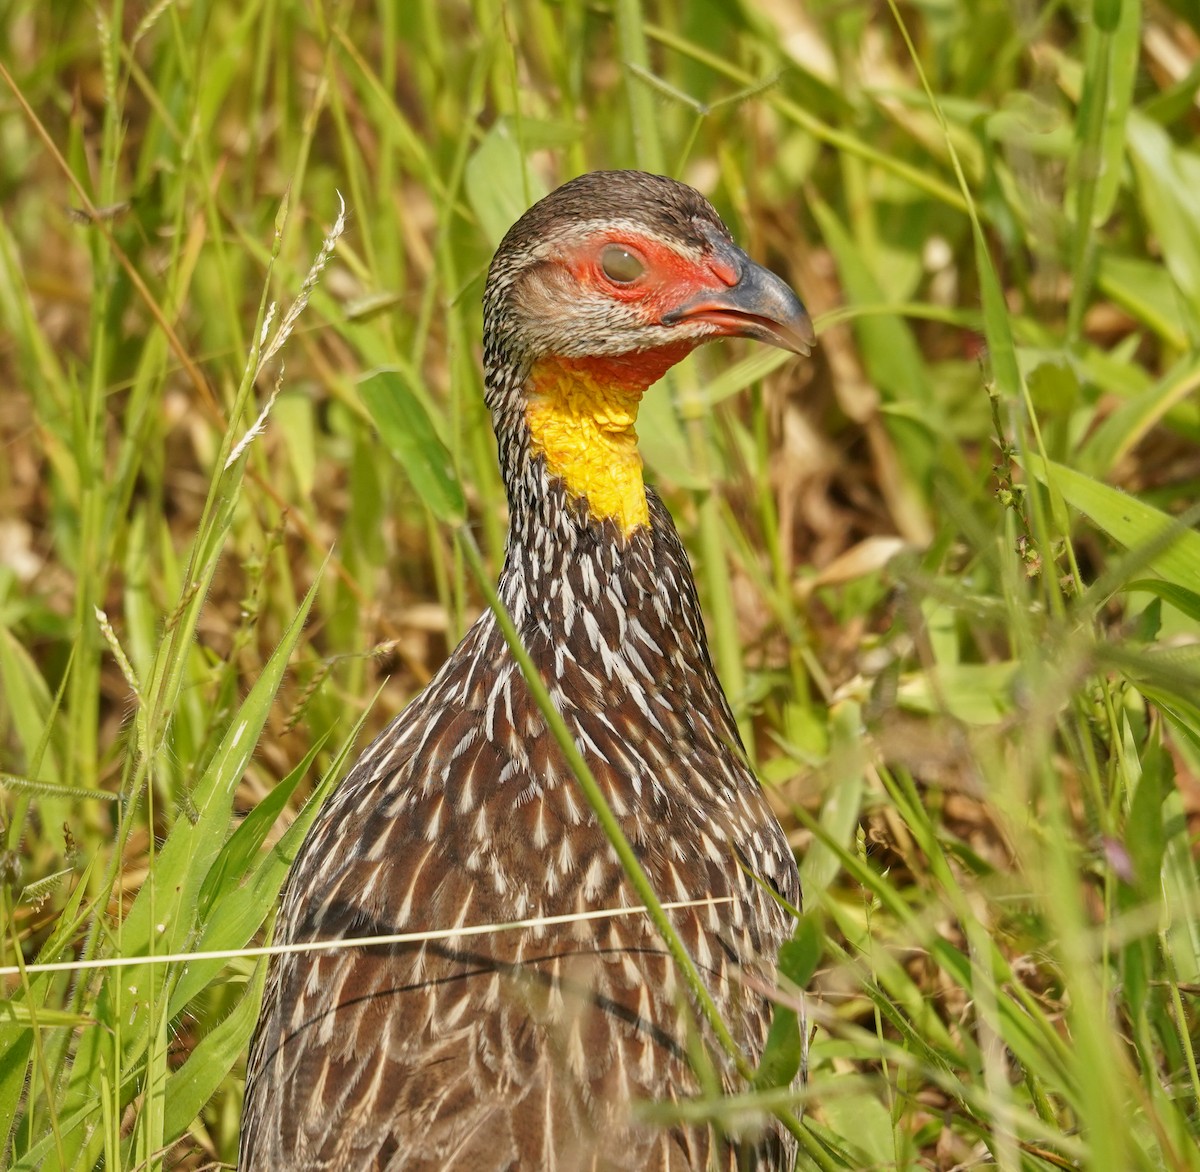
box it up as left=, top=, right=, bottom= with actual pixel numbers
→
left=536, top=343, right=696, bottom=397
left=548, top=232, right=742, bottom=393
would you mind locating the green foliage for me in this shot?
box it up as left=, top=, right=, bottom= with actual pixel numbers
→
left=1, top=0, right=1198, bottom=1168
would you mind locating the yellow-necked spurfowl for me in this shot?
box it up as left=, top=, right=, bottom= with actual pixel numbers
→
left=240, top=170, right=813, bottom=1171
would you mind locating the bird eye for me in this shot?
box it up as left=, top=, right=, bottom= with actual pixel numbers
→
left=600, top=244, right=645, bottom=284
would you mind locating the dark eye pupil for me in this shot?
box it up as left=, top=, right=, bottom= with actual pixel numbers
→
left=600, top=245, right=645, bottom=283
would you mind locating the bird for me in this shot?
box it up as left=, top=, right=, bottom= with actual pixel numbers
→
left=240, top=170, right=813, bottom=1172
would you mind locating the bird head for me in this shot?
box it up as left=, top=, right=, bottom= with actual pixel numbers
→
left=482, top=171, right=813, bottom=535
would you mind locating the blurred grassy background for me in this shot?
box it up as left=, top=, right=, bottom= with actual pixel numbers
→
left=2, top=0, right=1199, bottom=1168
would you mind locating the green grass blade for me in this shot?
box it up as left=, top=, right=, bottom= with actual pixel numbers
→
left=1023, top=454, right=1200, bottom=592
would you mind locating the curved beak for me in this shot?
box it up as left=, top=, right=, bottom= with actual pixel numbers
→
left=663, top=241, right=815, bottom=356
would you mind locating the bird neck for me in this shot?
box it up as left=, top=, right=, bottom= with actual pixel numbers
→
left=481, top=342, right=743, bottom=751
left=521, top=346, right=694, bottom=537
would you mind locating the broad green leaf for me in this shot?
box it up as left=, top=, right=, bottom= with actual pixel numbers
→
left=1126, top=733, right=1166, bottom=899
left=756, top=913, right=821, bottom=1095
left=809, top=193, right=934, bottom=410
left=1142, top=686, right=1200, bottom=758
left=168, top=691, right=376, bottom=1016
left=1124, top=579, right=1200, bottom=625
left=1127, top=111, right=1200, bottom=335
left=1095, top=252, right=1189, bottom=349
left=779, top=911, right=823, bottom=991
left=195, top=733, right=330, bottom=926
left=796, top=1114, right=880, bottom=1170
left=162, top=965, right=267, bottom=1143
left=1023, top=454, right=1200, bottom=593
left=754, top=1004, right=803, bottom=1092
left=358, top=369, right=466, bottom=524
left=1026, top=358, right=1081, bottom=418
left=897, top=662, right=1018, bottom=724
left=1080, top=352, right=1200, bottom=475
left=465, top=121, right=550, bottom=250
left=819, top=1090, right=898, bottom=1169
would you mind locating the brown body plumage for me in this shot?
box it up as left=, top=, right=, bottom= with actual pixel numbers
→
left=240, top=171, right=813, bottom=1171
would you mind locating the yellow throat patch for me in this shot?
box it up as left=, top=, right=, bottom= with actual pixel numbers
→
left=525, top=355, right=652, bottom=535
